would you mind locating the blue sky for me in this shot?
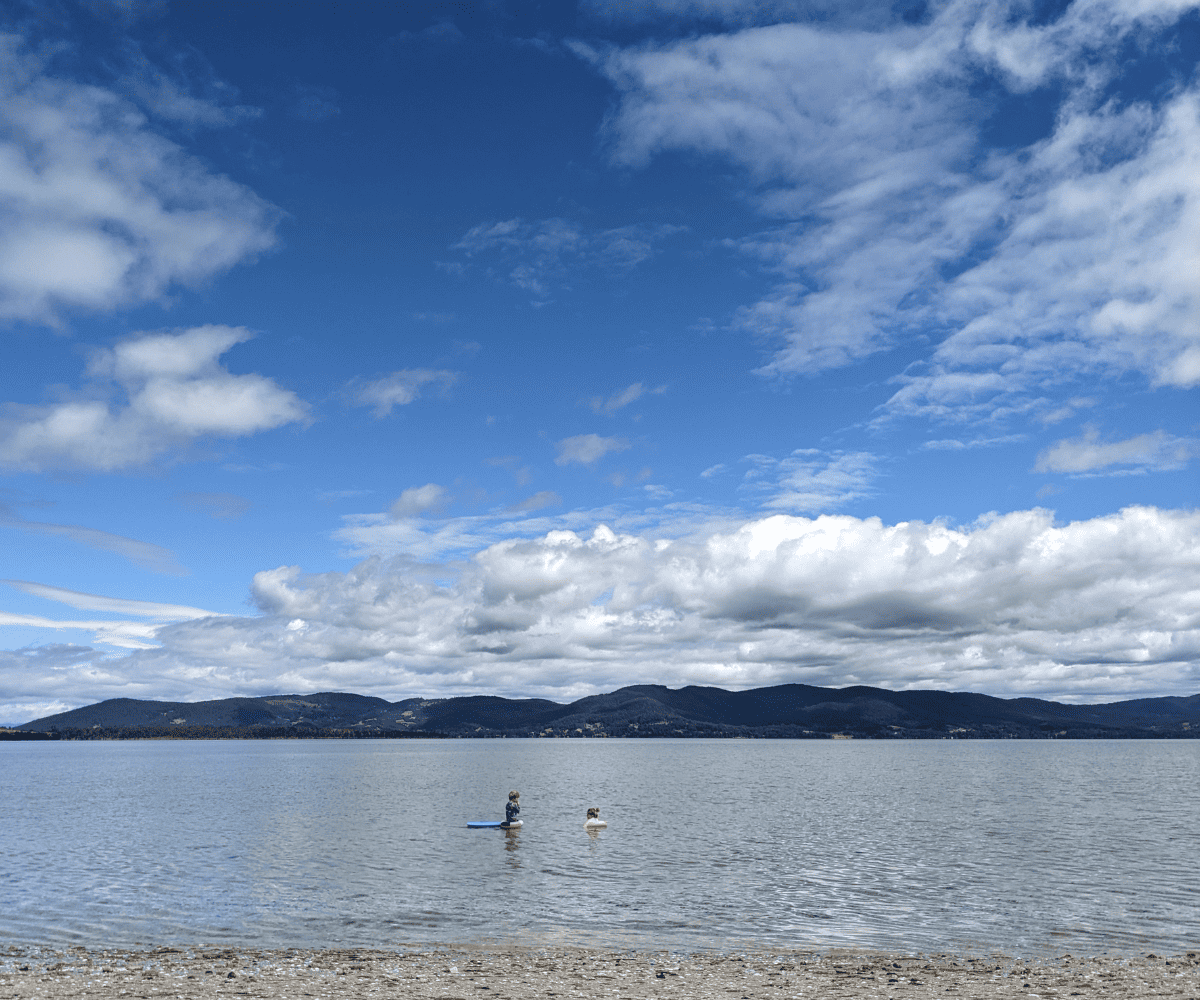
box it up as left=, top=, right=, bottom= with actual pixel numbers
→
left=1, top=0, right=1198, bottom=722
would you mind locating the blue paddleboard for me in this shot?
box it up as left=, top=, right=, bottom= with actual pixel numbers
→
left=467, top=821, right=503, bottom=828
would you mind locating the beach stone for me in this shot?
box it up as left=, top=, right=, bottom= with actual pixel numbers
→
left=1, top=945, right=1198, bottom=998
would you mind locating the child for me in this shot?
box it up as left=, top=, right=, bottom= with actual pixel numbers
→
left=584, top=806, right=606, bottom=829
left=501, top=790, right=520, bottom=828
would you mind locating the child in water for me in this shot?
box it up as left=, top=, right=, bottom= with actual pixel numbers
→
left=501, top=790, right=520, bottom=828
left=584, top=807, right=606, bottom=829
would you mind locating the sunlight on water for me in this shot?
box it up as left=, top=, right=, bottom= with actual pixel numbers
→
left=1, top=739, right=1196, bottom=953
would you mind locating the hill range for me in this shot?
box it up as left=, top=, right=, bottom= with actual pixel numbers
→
left=6, top=683, right=1199, bottom=739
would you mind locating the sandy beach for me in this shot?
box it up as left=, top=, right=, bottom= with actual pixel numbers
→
left=2, top=944, right=1197, bottom=999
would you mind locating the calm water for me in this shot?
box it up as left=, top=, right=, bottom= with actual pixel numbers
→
left=1, top=739, right=1196, bottom=956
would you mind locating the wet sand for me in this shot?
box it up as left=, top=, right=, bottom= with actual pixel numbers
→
left=2, top=944, right=1198, bottom=999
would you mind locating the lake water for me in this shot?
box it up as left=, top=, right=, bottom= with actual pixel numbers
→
left=1, top=739, right=1197, bottom=956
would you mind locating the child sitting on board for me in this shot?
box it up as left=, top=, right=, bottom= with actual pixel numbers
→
left=585, top=806, right=606, bottom=829
left=501, top=790, right=520, bottom=828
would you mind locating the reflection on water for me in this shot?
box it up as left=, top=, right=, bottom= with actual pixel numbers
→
left=0, top=739, right=1197, bottom=955
left=503, top=828, right=521, bottom=869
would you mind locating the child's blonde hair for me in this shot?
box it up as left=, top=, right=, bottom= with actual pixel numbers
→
left=509, top=790, right=520, bottom=801
left=586, top=807, right=599, bottom=819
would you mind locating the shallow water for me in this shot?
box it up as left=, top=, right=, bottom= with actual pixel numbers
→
left=1, top=739, right=1196, bottom=954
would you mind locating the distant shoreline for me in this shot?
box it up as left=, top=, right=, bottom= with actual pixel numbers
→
left=14, top=683, right=1199, bottom=741
left=1, top=943, right=1196, bottom=1000
left=5, top=725, right=1199, bottom=741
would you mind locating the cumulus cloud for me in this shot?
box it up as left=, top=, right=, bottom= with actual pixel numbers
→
left=555, top=433, right=631, bottom=466
left=351, top=369, right=457, bottom=417
left=0, top=36, right=279, bottom=324
left=0, top=326, right=308, bottom=472
left=1034, top=428, right=1198, bottom=475
left=453, top=217, right=683, bottom=302
left=7, top=505, right=1196, bottom=719
left=586, top=0, right=1200, bottom=426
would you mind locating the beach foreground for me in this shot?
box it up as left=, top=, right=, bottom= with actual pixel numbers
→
left=2, top=945, right=1197, bottom=999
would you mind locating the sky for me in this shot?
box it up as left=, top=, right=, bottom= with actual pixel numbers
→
left=0, top=0, right=1198, bottom=723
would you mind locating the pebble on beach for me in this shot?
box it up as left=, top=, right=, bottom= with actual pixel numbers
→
left=1, top=945, right=1198, bottom=999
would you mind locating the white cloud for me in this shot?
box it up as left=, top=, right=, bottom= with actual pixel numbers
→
left=555, top=433, right=631, bottom=466
left=7, top=504, right=1196, bottom=718
left=456, top=217, right=582, bottom=258
left=0, top=579, right=221, bottom=651
left=1, top=580, right=217, bottom=619
left=922, top=434, right=1024, bottom=450
left=1034, top=428, right=1198, bottom=475
left=389, top=483, right=451, bottom=519
left=0, top=611, right=152, bottom=648
left=332, top=496, right=717, bottom=564
left=1038, top=397, right=1097, bottom=426
left=743, top=449, right=876, bottom=511
left=586, top=0, right=1200, bottom=426
left=116, top=43, right=262, bottom=127
left=351, top=369, right=457, bottom=417
left=0, top=326, right=308, bottom=471
left=892, top=89, right=1200, bottom=421
left=453, top=217, right=682, bottom=301
left=0, top=504, right=186, bottom=574
left=507, top=491, right=562, bottom=513
left=590, top=382, right=646, bottom=415
left=0, top=36, right=279, bottom=324
left=0, top=644, right=105, bottom=726
left=583, top=0, right=905, bottom=28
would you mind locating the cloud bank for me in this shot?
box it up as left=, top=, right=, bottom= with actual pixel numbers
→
left=5, top=505, right=1197, bottom=721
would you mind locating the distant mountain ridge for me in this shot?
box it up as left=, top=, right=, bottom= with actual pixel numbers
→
left=14, top=683, right=1200, bottom=739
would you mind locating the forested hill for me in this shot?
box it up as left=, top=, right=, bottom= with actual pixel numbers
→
left=12, top=683, right=1200, bottom=739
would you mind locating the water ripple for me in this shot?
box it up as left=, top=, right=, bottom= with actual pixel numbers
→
left=1, top=739, right=1197, bottom=954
